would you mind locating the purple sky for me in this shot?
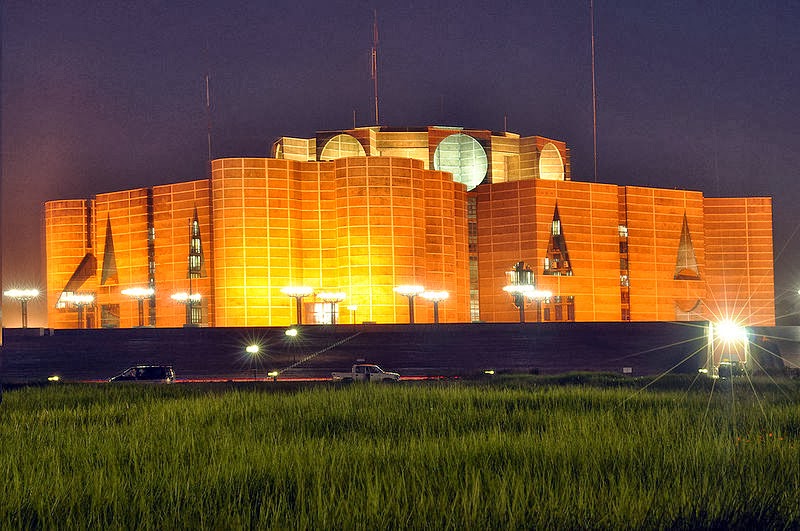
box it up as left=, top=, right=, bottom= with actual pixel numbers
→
left=3, top=0, right=800, bottom=326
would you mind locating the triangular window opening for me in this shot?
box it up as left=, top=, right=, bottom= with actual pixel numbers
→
left=543, top=204, right=573, bottom=276
left=674, top=213, right=700, bottom=280
left=100, top=216, right=118, bottom=285
left=188, top=208, right=205, bottom=278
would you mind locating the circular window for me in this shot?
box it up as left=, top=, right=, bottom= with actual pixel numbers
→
left=320, top=134, right=366, bottom=161
left=539, top=143, right=564, bottom=181
left=433, top=133, right=488, bottom=191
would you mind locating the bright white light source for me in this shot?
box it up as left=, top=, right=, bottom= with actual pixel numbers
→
left=317, top=291, right=346, bottom=303
left=394, top=285, right=425, bottom=297
left=284, top=328, right=298, bottom=337
left=281, top=286, right=314, bottom=298
left=715, top=320, right=747, bottom=342
left=47, top=375, right=60, bottom=382
left=502, top=285, right=552, bottom=299
left=171, top=292, right=202, bottom=302
left=121, top=287, right=155, bottom=298
left=4, top=289, right=40, bottom=300
left=421, top=290, right=449, bottom=302
left=267, top=371, right=279, bottom=378
left=245, top=344, right=260, bottom=354
left=62, top=293, right=95, bottom=305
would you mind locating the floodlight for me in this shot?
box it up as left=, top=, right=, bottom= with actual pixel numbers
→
left=394, top=285, right=425, bottom=324
left=715, top=320, right=747, bottom=342
left=282, top=286, right=314, bottom=325
left=421, top=290, right=449, bottom=324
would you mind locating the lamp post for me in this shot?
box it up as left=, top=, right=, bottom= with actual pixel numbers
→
left=171, top=292, right=202, bottom=327
left=421, top=290, right=449, bottom=324
left=281, top=286, right=313, bottom=325
left=503, top=261, right=551, bottom=323
left=317, top=291, right=345, bottom=325
left=394, top=285, right=425, bottom=324
left=3, top=288, right=39, bottom=328
left=63, top=293, right=95, bottom=329
left=122, top=287, right=155, bottom=327
left=347, top=304, right=358, bottom=324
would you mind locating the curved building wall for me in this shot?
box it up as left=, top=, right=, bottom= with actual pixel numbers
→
left=332, top=157, right=471, bottom=324
left=210, top=156, right=470, bottom=326
left=211, top=158, right=304, bottom=326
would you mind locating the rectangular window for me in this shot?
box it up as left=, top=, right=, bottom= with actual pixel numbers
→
left=567, top=301, right=575, bottom=321
left=618, top=225, right=628, bottom=238
left=543, top=307, right=551, bottom=321
left=552, top=220, right=561, bottom=236
left=470, top=289, right=480, bottom=322
left=555, top=305, right=563, bottom=321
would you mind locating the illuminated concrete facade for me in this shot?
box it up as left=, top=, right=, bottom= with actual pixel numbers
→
left=44, top=125, right=774, bottom=328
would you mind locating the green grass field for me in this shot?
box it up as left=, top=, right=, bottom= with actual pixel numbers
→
left=1, top=375, right=799, bottom=529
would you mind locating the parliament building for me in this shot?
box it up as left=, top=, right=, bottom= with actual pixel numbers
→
left=44, top=126, right=775, bottom=328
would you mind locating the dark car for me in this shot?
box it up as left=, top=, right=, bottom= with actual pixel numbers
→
left=717, top=361, right=744, bottom=379
left=109, top=365, right=175, bottom=383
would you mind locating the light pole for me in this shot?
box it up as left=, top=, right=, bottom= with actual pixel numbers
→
left=421, top=290, right=449, bottom=324
left=317, top=291, right=345, bottom=325
left=171, top=292, right=202, bottom=327
left=347, top=304, right=358, bottom=324
left=63, top=293, right=95, bottom=329
left=394, top=285, right=425, bottom=324
left=503, top=261, right=551, bottom=323
left=281, top=286, right=313, bottom=325
left=122, top=287, right=155, bottom=327
left=3, top=288, right=39, bottom=328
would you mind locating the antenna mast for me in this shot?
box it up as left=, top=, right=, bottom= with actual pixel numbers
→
left=371, top=10, right=380, bottom=125
left=590, top=0, right=598, bottom=182
left=205, top=70, right=212, bottom=178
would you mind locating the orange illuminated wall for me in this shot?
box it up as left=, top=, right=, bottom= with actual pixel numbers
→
left=704, top=197, right=774, bottom=326
left=94, top=189, right=152, bottom=328
left=151, top=180, right=213, bottom=327
left=622, top=186, right=707, bottom=321
left=475, top=179, right=620, bottom=322
left=210, top=156, right=469, bottom=326
left=43, top=125, right=775, bottom=329
left=44, top=199, right=94, bottom=328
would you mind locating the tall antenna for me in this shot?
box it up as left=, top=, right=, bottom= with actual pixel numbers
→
left=371, top=9, right=380, bottom=125
left=590, top=0, right=598, bottom=182
left=205, top=70, right=212, bottom=178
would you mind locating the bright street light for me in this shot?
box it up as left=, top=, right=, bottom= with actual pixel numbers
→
left=3, top=288, right=39, bottom=328
left=281, top=286, right=314, bottom=325
left=714, top=319, right=747, bottom=343
left=171, top=292, right=202, bottom=327
left=317, top=291, right=346, bottom=325
left=421, top=290, right=449, bottom=324
left=504, top=261, right=551, bottom=323
left=122, top=287, right=155, bottom=327
left=394, top=285, right=425, bottom=324
left=62, top=292, right=95, bottom=329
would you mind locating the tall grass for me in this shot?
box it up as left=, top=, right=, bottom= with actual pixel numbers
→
left=1, top=377, right=799, bottom=529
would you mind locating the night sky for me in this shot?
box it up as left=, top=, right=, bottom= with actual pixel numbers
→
left=2, top=1, right=799, bottom=327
